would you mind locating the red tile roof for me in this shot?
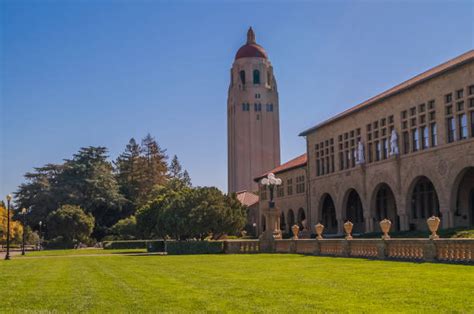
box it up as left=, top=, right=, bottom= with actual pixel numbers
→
left=299, top=50, right=474, bottom=136
left=235, top=191, right=259, bottom=207
left=254, top=153, right=307, bottom=182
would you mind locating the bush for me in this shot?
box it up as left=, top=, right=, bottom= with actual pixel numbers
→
left=146, top=240, right=166, bottom=252
left=103, top=240, right=148, bottom=250
left=109, top=216, right=137, bottom=240
left=44, top=236, right=74, bottom=249
left=165, top=241, right=223, bottom=255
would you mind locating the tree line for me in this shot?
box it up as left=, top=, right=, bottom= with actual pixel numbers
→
left=11, top=134, right=246, bottom=247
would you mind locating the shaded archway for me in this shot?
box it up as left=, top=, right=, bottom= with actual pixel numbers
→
left=280, top=212, right=286, bottom=231
left=287, top=209, right=295, bottom=228
left=408, top=176, right=439, bottom=231
left=372, top=183, right=399, bottom=232
left=297, top=208, right=306, bottom=230
left=320, top=194, right=338, bottom=234
left=344, top=189, right=365, bottom=233
left=451, top=167, right=474, bottom=227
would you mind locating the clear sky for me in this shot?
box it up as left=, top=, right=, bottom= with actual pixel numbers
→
left=1, top=0, right=473, bottom=197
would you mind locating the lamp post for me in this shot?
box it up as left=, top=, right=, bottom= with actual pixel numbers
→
left=260, top=173, right=283, bottom=242
left=261, top=173, right=282, bottom=208
left=21, top=207, right=28, bottom=255
left=5, top=194, right=12, bottom=260
left=39, top=221, right=42, bottom=250
left=252, top=222, right=257, bottom=238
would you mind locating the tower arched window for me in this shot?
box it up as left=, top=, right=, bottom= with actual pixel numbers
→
left=239, top=70, right=246, bottom=84
left=253, top=69, right=260, bottom=84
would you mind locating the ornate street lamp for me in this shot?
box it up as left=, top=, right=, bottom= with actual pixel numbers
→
left=260, top=173, right=282, bottom=208
left=260, top=173, right=283, bottom=242
left=5, top=194, right=12, bottom=260
left=21, top=207, right=28, bottom=255
left=39, top=220, right=43, bottom=250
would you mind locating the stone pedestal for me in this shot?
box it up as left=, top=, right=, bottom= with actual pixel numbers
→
left=259, top=206, right=282, bottom=252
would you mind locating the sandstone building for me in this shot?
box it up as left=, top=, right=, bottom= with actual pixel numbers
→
left=227, top=28, right=281, bottom=194
left=255, top=50, right=474, bottom=236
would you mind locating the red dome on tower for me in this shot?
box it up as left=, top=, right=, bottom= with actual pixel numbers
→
left=235, top=27, right=268, bottom=60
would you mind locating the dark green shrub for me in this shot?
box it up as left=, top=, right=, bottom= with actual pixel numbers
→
left=146, top=240, right=166, bottom=252
left=44, top=236, right=74, bottom=249
left=103, top=240, right=147, bottom=249
left=165, top=241, right=223, bottom=255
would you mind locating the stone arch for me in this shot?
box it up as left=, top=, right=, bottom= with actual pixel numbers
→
left=370, top=182, right=399, bottom=232
left=342, top=188, right=365, bottom=233
left=287, top=209, right=295, bottom=232
left=253, top=69, right=260, bottom=84
left=405, top=176, right=440, bottom=231
left=449, top=166, right=474, bottom=227
left=297, top=208, right=306, bottom=230
left=239, top=70, right=246, bottom=84
left=319, top=193, right=338, bottom=234
left=280, top=211, right=286, bottom=231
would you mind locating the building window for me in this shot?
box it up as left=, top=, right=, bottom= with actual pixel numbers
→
left=266, top=104, right=274, bottom=112
left=375, top=141, right=380, bottom=161
left=428, top=100, right=435, bottom=110
left=382, top=139, right=388, bottom=159
left=287, top=179, right=293, bottom=196
left=368, top=143, right=373, bottom=162
left=459, top=114, right=467, bottom=140
left=447, top=117, right=456, bottom=143
left=470, top=98, right=474, bottom=108
left=471, top=111, right=474, bottom=137
left=421, top=126, right=429, bottom=149
left=446, top=105, right=453, bottom=115
left=469, top=85, right=474, bottom=95
left=456, top=89, right=464, bottom=99
left=445, top=93, right=452, bottom=103
left=403, top=132, right=410, bottom=154
left=253, top=69, right=260, bottom=84
left=296, top=176, right=305, bottom=194
left=277, top=183, right=285, bottom=198
left=412, top=129, right=419, bottom=152
left=254, top=103, right=261, bottom=111
left=239, top=70, right=246, bottom=84
left=242, top=103, right=250, bottom=111
left=457, top=101, right=464, bottom=111
left=430, top=123, right=437, bottom=147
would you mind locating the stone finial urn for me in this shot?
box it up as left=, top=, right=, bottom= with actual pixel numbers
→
left=291, top=224, right=300, bottom=240
left=315, top=223, right=324, bottom=240
left=427, top=216, right=441, bottom=240
left=379, top=219, right=392, bottom=240
left=343, top=221, right=353, bottom=240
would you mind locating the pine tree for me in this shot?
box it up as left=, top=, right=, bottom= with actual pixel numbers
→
left=115, top=138, right=143, bottom=215
left=139, top=134, right=168, bottom=203
left=167, top=155, right=192, bottom=190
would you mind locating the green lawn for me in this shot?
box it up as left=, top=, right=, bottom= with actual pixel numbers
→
left=1, top=252, right=473, bottom=313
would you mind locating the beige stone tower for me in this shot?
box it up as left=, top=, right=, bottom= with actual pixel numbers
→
left=228, top=27, right=281, bottom=193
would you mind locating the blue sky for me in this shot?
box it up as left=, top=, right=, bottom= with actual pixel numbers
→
left=1, top=0, right=473, bottom=197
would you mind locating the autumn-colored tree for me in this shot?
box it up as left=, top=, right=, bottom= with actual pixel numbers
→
left=0, top=203, right=24, bottom=244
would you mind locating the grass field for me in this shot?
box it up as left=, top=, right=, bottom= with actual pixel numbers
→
left=1, top=251, right=473, bottom=313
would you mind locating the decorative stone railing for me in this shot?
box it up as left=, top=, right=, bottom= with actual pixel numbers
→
left=223, top=217, right=473, bottom=264
left=224, top=240, right=260, bottom=254
left=224, top=238, right=474, bottom=264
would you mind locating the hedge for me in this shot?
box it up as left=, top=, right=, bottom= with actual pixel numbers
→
left=146, top=240, right=166, bottom=252
left=104, top=240, right=224, bottom=254
left=103, top=240, right=148, bottom=250
left=164, top=241, right=224, bottom=255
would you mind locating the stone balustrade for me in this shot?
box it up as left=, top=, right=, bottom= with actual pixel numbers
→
left=223, top=217, right=473, bottom=264
left=224, top=240, right=260, bottom=254
left=224, top=238, right=474, bottom=264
